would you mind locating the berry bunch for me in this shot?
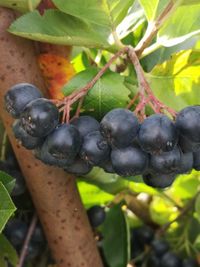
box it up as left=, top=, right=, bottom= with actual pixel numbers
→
left=4, top=83, right=200, bottom=188
left=130, top=226, right=199, bottom=267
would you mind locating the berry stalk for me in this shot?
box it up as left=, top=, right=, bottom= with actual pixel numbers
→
left=0, top=7, right=103, bottom=267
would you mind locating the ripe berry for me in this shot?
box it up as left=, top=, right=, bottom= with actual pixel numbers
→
left=147, top=253, right=161, bottom=267
left=26, top=241, right=42, bottom=260
left=4, top=219, right=28, bottom=247
left=36, top=124, right=81, bottom=166
left=178, top=134, right=200, bottom=153
left=176, top=106, right=200, bottom=143
left=71, top=116, right=100, bottom=138
left=13, top=120, right=43, bottom=149
left=20, top=98, right=59, bottom=137
left=143, top=172, right=176, bottom=188
left=193, top=150, right=200, bottom=171
left=100, top=108, right=139, bottom=148
left=177, top=151, right=193, bottom=174
left=182, top=258, right=198, bottom=267
left=4, top=83, right=42, bottom=118
left=87, top=205, right=106, bottom=227
left=35, top=144, right=70, bottom=167
left=80, top=131, right=110, bottom=166
left=150, top=146, right=181, bottom=174
left=160, top=252, right=182, bottom=267
left=111, top=146, right=149, bottom=176
left=135, top=226, right=154, bottom=245
left=64, top=157, right=93, bottom=175
left=151, top=239, right=170, bottom=257
left=138, top=114, right=178, bottom=154
left=32, top=225, right=45, bottom=244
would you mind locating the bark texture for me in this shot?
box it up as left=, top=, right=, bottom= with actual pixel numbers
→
left=0, top=7, right=103, bottom=267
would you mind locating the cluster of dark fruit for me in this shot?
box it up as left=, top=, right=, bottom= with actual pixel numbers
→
left=4, top=218, right=46, bottom=264
left=5, top=83, right=200, bottom=188
left=131, top=226, right=199, bottom=267
left=0, top=151, right=46, bottom=265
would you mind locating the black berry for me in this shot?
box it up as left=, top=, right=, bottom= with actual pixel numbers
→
left=151, top=239, right=170, bottom=257
left=111, top=146, right=148, bottom=176
left=150, top=146, right=181, bottom=174
left=20, top=98, right=59, bottom=137
left=143, top=172, right=177, bottom=188
left=176, top=106, right=200, bottom=143
left=100, top=108, right=139, bottom=148
left=71, top=116, right=100, bottom=138
left=4, top=83, right=42, bottom=118
left=160, top=252, right=182, bottom=267
left=80, top=131, right=110, bottom=166
left=87, top=205, right=106, bottom=227
left=177, top=151, right=193, bottom=174
left=193, top=150, right=200, bottom=171
left=64, top=157, right=93, bottom=175
left=178, top=134, right=200, bottom=153
left=13, top=120, right=43, bottom=149
left=138, top=114, right=178, bottom=154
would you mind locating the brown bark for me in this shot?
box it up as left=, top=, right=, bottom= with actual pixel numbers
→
left=0, top=7, right=103, bottom=267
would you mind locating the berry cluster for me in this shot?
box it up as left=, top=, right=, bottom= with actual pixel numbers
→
left=4, top=218, right=45, bottom=263
left=4, top=83, right=200, bottom=188
left=130, top=226, right=199, bottom=267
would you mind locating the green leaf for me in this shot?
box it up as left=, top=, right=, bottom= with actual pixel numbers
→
left=101, top=204, right=129, bottom=267
left=77, top=180, right=114, bottom=208
left=170, top=172, right=200, bottom=200
left=9, top=10, right=110, bottom=49
left=138, top=0, right=169, bottom=21
left=0, top=182, right=16, bottom=233
left=147, top=50, right=200, bottom=111
left=0, top=0, right=40, bottom=13
left=158, top=4, right=200, bottom=47
left=63, top=68, right=130, bottom=119
left=52, top=0, right=135, bottom=29
left=0, top=171, right=15, bottom=194
left=0, top=234, right=18, bottom=266
left=182, top=0, right=200, bottom=5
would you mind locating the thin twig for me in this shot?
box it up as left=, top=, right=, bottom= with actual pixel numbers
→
left=17, top=214, right=38, bottom=267
left=135, top=0, right=179, bottom=57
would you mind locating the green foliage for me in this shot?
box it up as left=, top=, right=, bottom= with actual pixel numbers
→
left=147, top=50, right=200, bottom=111
left=0, top=182, right=16, bottom=233
left=77, top=180, right=114, bottom=208
left=0, top=0, right=40, bottom=13
left=101, top=204, right=130, bottom=267
left=9, top=10, right=111, bottom=49
left=63, top=68, right=131, bottom=119
left=0, top=171, right=15, bottom=194
left=0, top=234, right=18, bottom=267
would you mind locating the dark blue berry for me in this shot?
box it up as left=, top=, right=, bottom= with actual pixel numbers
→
left=71, top=116, right=100, bottom=138
left=100, top=108, right=139, bottom=148
left=87, top=205, right=106, bottom=228
left=138, top=114, right=178, bottom=154
left=20, top=98, right=59, bottom=137
left=4, top=83, right=42, bottom=118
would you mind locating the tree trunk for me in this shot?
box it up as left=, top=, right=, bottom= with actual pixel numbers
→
left=0, top=7, right=103, bottom=267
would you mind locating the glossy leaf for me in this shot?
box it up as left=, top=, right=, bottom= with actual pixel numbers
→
left=0, top=234, right=18, bottom=267
left=9, top=10, right=110, bottom=49
left=77, top=180, right=114, bottom=208
left=138, top=0, right=170, bottom=21
left=158, top=4, right=200, bottom=47
left=0, top=0, right=40, bottom=13
left=147, top=50, right=200, bottom=111
left=101, top=204, right=129, bottom=267
left=62, top=68, right=130, bottom=119
left=0, top=171, right=15, bottom=194
left=0, top=182, right=16, bottom=233
left=52, top=0, right=135, bottom=29
left=195, top=193, right=200, bottom=221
